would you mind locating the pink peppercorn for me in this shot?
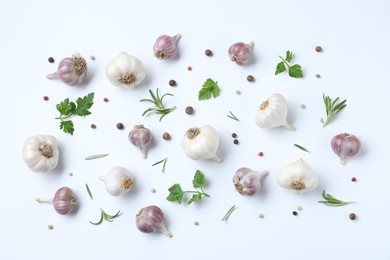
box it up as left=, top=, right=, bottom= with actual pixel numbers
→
left=43, top=96, right=49, bottom=101
left=103, top=98, right=109, bottom=102
left=258, top=152, right=264, bottom=157
left=187, top=66, right=192, bottom=71
left=351, top=177, right=357, bottom=182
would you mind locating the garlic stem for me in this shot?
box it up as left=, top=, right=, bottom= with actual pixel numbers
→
left=159, top=226, right=172, bottom=237
left=283, top=122, right=295, bottom=131
left=36, top=197, right=53, bottom=203
left=211, top=154, right=222, bottom=163
left=174, top=34, right=181, bottom=42
left=247, top=41, right=254, bottom=48
left=46, top=73, right=57, bottom=79
left=141, top=147, right=147, bottom=159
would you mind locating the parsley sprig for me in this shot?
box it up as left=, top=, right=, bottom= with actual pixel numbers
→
left=320, top=94, right=347, bottom=127
left=55, top=93, right=94, bottom=135
left=275, top=50, right=303, bottom=78
left=318, top=190, right=354, bottom=207
left=89, top=208, right=121, bottom=225
left=166, top=170, right=210, bottom=205
left=198, top=78, right=221, bottom=100
left=140, top=88, right=175, bottom=121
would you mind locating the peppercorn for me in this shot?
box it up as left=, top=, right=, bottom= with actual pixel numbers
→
left=162, top=132, right=171, bottom=140
left=43, top=96, right=49, bottom=101
left=315, top=46, right=322, bottom=52
left=116, top=123, right=124, bottom=130
left=351, top=177, right=357, bottom=182
left=90, top=55, right=96, bottom=61
left=48, top=57, right=55, bottom=63
left=187, top=66, right=192, bottom=71
left=205, top=49, right=213, bottom=56
left=246, top=75, right=255, bottom=82
left=233, top=139, right=239, bottom=144
left=150, top=188, right=156, bottom=193
left=194, top=221, right=200, bottom=226
left=349, top=213, right=357, bottom=220
left=258, top=152, right=264, bottom=157
left=231, top=133, right=237, bottom=138
left=169, top=79, right=176, bottom=86
left=292, top=211, right=298, bottom=216
left=48, top=224, right=54, bottom=230
left=185, top=106, right=194, bottom=115
left=90, top=124, right=96, bottom=129
left=316, top=74, right=321, bottom=78
left=103, top=97, right=109, bottom=102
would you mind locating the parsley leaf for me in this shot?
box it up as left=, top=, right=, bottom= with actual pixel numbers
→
left=55, top=93, right=94, bottom=135
left=275, top=50, right=303, bottom=78
left=166, top=170, right=210, bottom=205
left=198, top=78, right=220, bottom=100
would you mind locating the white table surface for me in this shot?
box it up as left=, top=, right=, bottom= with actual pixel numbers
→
left=1, top=0, right=389, bottom=259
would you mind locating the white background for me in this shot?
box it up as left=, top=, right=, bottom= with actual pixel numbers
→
left=1, top=0, right=389, bottom=259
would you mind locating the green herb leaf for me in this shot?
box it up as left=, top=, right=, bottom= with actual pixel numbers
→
left=288, top=64, right=303, bottom=78
left=188, top=193, right=201, bottom=205
left=318, top=190, right=355, bottom=207
left=166, top=184, right=184, bottom=204
left=320, top=94, right=347, bottom=127
left=85, top=154, right=109, bottom=160
left=275, top=51, right=303, bottom=78
left=89, top=208, right=120, bottom=225
left=59, top=120, right=74, bottom=135
left=198, top=78, right=221, bottom=100
left=140, top=88, right=175, bottom=121
left=227, top=111, right=240, bottom=122
left=192, top=170, right=205, bottom=189
left=275, top=61, right=286, bottom=75
left=74, top=93, right=94, bottom=116
left=222, top=205, right=236, bottom=221
left=85, top=183, right=93, bottom=200
left=55, top=93, right=94, bottom=135
left=152, top=158, right=168, bottom=173
left=294, top=144, right=310, bottom=153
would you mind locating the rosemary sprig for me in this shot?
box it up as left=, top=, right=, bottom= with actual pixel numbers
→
left=152, top=158, right=168, bottom=173
left=85, top=153, right=109, bottom=160
left=85, top=183, right=93, bottom=200
left=320, top=93, right=347, bottom=127
left=294, top=144, right=310, bottom=153
left=140, top=88, right=176, bottom=121
left=222, top=205, right=236, bottom=221
left=89, top=208, right=121, bottom=225
left=227, top=111, right=240, bottom=122
left=318, top=190, right=355, bottom=207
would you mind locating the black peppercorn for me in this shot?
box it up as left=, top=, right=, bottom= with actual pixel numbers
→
left=48, top=57, right=55, bottom=63
left=169, top=79, right=176, bottom=86
left=205, top=49, right=213, bottom=56
left=349, top=213, right=357, bottom=220
left=246, top=75, right=254, bottom=82
left=116, top=123, right=124, bottom=130
left=185, top=106, right=194, bottom=115
left=231, top=133, right=237, bottom=138
left=315, top=46, right=322, bottom=52
left=233, top=139, right=239, bottom=144
left=292, top=211, right=298, bottom=216
left=90, top=124, right=96, bottom=129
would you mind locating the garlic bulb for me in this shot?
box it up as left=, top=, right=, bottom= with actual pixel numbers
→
left=181, top=125, right=222, bottom=162
left=36, top=187, right=77, bottom=215
left=233, top=168, right=268, bottom=196
left=136, top=205, right=172, bottom=237
left=255, top=93, right=295, bottom=130
left=22, top=134, right=59, bottom=173
left=128, top=124, right=153, bottom=159
left=153, top=34, right=181, bottom=60
left=46, top=54, right=87, bottom=85
left=100, top=166, right=134, bottom=196
left=228, top=41, right=253, bottom=65
left=105, top=52, right=146, bottom=88
left=277, top=159, right=318, bottom=194
left=331, top=133, right=361, bottom=165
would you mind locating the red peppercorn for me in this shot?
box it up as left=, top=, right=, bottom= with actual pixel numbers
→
left=103, top=98, right=109, bottom=102
left=258, top=152, right=264, bottom=157
left=351, top=177, right=357, bottom=182
left=43, top=96, right=49, bottom=101
left=187, top=66, right=192, bottom=71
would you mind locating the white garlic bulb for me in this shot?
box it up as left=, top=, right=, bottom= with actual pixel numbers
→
left=277, top=158, right=318, bottom=194
left=105, top=52, right=146, bottom=88
left=255, top=93, right=294, bottom=130
left=100, top=166, right=134, bottom=196
left=22, top=134, right=59, bottom=173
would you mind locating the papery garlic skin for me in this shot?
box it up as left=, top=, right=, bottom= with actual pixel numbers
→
left=153, top=34, right=181, bottom=60
left=331, top=133, right=361, bottom=165
left=100, top=166, right=134, bottom=196
left=136, top=205, right=172, bottom=237
left=128, top=124, right=153, bottom=159
left=181, top=125, right=222, bottom=163
left=228, top=41, right=253, bottom=65
left=277, top=159, right=318, bottom=194
left=105, top=52, right=146, bottom=88
left=255, top=93, right=295, bottom=130
left=233, top=168, right=268, bottom=196
left=22, top=134, right=59, bottom=173
left=46, top=54, right=87, bottom=86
